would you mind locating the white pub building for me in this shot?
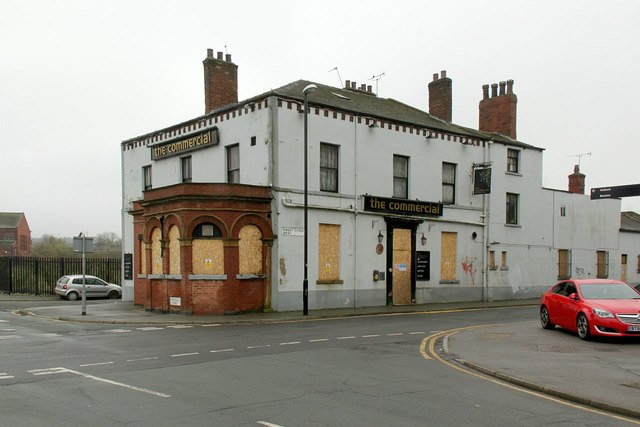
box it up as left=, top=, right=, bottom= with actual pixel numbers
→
left=120, top=49, right=640, bottom=314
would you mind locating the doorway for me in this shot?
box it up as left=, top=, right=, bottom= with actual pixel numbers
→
left=385, top=219, right=421, bottom=305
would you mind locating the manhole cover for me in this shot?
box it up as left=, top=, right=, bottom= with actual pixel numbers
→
left=537, top=344, right=576, bottom=353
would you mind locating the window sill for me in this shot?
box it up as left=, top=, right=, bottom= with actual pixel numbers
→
left=504, top=224, right=522, bottom=228
left=236, top=274, right=264, bottom=280
left=489, top=266, right=498, bottom=271
left=147, top=274, right=182, bottom=280
left=499, top=266, right=509, bottom=271
left=138, top=274, right=147, bottom=279
left=188, top=274, right=227, bottom=280
left=505, top=172, right=522, bottom=177
left=316, top=280, right=344, bottom=285
left=439, top=280, right=460, bottom=285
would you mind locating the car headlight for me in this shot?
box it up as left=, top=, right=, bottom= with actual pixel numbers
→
left=593, top=308, right=614, bottom=318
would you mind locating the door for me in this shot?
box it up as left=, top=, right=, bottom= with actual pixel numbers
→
left=392, top=228, right=412, bottom=305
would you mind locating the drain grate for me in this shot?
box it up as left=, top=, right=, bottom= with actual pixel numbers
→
left=537, top=344, right=577, bottom=353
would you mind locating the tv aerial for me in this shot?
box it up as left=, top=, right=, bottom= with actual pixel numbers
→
left=368, top=72, right=385, bottom=95
left=567, top=151, right=591, bottom=168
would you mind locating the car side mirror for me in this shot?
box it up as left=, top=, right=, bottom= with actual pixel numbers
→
left=568, top=292, right=578, bottom=300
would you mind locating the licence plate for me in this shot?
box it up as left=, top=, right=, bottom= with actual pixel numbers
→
left=629, top=325, right=640, bottom=332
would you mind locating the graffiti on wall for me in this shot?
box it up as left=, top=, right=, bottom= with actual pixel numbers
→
left=462, top=257, right=478, bottom=286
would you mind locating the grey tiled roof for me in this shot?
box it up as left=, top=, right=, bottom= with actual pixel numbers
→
left=0, top=212, right=23, bottom=228
left=621, top=211, right=640, bottom=232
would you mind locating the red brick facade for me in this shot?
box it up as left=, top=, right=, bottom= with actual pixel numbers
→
left=130, top=183, right=272, bottom=315
left=479, top=80, right=517, bottom=140
left=0, top=212, right=31, bottom=256
left=203, top=49, right=238, bottom=114
left=428, top=70, right=452, bottom=122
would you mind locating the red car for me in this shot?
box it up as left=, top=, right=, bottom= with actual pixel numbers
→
left=540, top=279, right=640, bottom=340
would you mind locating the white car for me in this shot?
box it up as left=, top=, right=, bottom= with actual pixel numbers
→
left=55, top=275, right=122, bottom=301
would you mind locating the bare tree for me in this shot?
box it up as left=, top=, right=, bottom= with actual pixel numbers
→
left=93, top=232, right=122, bottom=257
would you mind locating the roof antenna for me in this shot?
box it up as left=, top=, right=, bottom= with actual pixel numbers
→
left=567, top=151, right=592, bottom=169
left=328, top=67, right=343, bottom=88
left=224, top=45, right=228, bottom=55
left=368, top=72, right=385, bottom=95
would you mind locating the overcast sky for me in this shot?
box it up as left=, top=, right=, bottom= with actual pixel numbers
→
left=2, top=0, right=639, bottom=238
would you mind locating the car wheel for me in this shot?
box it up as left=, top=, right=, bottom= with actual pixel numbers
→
left=67, top=291, right=79, bottom=301
left=540, top=306, right=555, bottom=330
left=577, top=313, right=591, bottom=340
left=108, top=290, right=120, bottom=299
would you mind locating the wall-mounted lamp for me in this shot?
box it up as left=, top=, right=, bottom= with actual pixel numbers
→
left=368, top=121, right=379, bottom=129
left=424, top=130, right=432, bottom=139
left=421, top=233, right=427, bottom=246
left=378, top=231, right=384, bottom=243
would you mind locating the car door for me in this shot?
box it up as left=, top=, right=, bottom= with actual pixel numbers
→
left=89, top=278, right=108, bottom=297
left=560, top=282, right=581, bottom=329
left=546, top=283, right=566, bottom=327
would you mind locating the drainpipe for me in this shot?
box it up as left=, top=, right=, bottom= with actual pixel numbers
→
left=353, top=117, right=359, bottom=308
left=482, top=140, right=493, bottom=302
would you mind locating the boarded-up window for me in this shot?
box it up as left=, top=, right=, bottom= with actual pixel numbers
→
left=169, top=226, right=181, bottom=275
left=489, top=250, right=496, bottom=270
left=140, top=239, right=147, bottom=275
left=440, top=232, right=457, bottom=282
left=239, top=225, right=262, bottom=275
left=596, top=250, right=608, bottom=278
left=151, top=228, right=162, bottom=275
left=501, top=251, right=508, bottom=269
left=192, top=240, right=224, bottom=275
left=558, top=249, right=571, bottom=279
left=318, top=224, right=341, bottom=282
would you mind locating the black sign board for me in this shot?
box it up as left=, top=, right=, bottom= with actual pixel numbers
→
left=363, top=195, right=443, bottom=217
left=590, top=184, right=640, bottom=200
left=416, top=251, right=430, bottom=281
left=124, top=253, right=133, bottom=280
left=473, top=167, right=492, bottom=195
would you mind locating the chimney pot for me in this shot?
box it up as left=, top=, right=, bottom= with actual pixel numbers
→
left=360, top=83, right=366, bottom=91
left=225, top=54, right=232, bottom=62
left=441, top=70, right=447, bottom=79
left=491, top=83, right=498, bottom=97
left=367, top=85, right=372, bottom=92
left=499, top=81, right=506, bottom=95
left=433, top=73, right=439, bottom=81
left=482, top=84, right=490, bottom=100
left=207, top=49, right=214, bottom=58
left=345, top=80, right=350, bottom=89
left=351, top=82, right=356, bottom=89
left=216, top=51, right=223, bottom=60
left=506, top=79, right=514, bottom=94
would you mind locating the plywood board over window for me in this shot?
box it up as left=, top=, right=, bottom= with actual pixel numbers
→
left=441, top=232, right=457, bottom=282
left=140, top=239, right=147, bottom=275
left=169, top=226, right=181, bottom=275
left=392, top=228, right=412, bottom=304
left=192, top=240, right=224, bottom=275
left=239, top=225, right=262, bottom=275
left=151, top=228, right=162, bottom=275
left=318, top=224, right=342, bottom=283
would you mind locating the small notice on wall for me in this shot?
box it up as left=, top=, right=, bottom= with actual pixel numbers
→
left=395, top=263, right=407, bottom=272
left=281, top=227, right=305, bottom=237
left=205, top=259, right=212, bottom=268
left=170, top=297, right=181, bottom=306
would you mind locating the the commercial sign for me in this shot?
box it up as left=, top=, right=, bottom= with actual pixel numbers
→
left=151, top=128, right=218, bottom=160
left=590, top=184, right=640, bottom=200
left=363, top=195, right=443, bottom=217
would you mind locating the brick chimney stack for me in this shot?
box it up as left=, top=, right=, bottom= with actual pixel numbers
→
left=203, top=48, right=238, bottom=114
left=428, top=70, right=452, bottom=122
left=478, top=79, right=517, bottom=139
left=568, top=165, right=586, bottom=194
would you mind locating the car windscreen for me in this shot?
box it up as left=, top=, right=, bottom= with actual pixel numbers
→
left=579, top=283, right=640, bottom=299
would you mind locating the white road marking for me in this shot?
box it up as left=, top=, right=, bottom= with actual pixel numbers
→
left=409, top=331, right=426, bottom=335
left=136, top=327, right=164, bottom=331
left=308, top=338, right=329, bottom=342
left=257, top=422, right=285, bottom=427
left=0, top=373, right=14, bottom=380
left=387, top=333, right=403, bottom=336
left=0, top=335, right=21, bottom=340
left=1, top=328, right=17, bottom=332
left=362, top=334, right=380, bottom=338
left=247, top=345, right=271, bottom=349
left=201, top=324, right=221, bottom=327
left=337, top=336, right=356, bottom=340
left=79, top=362, right=114, bottom=367
left=126, top=357, right=159, bottom=362
left=106, top=329, right=131, bottom=333
left=279, top=341, right=300, bottom=346
left=171, top=352, right=199, bottom=358
left=29, top=367, right=170, bottom=397
left=166, top=325, right=193, bottom=329
left=210, top=348, right=235, bottom=353
left=37, top=333, right=62, bottom=337
left=0, top=320, right=9, bottom=322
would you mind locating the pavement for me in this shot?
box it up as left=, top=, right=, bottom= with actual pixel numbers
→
left=4, top=294, right=640, bottom=421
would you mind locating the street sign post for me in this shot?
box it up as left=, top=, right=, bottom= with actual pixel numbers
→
left=590, top=184, right=640, bottom=200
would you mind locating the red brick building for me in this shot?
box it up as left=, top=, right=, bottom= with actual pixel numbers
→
left=0, top=212, right=31, bottom=256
